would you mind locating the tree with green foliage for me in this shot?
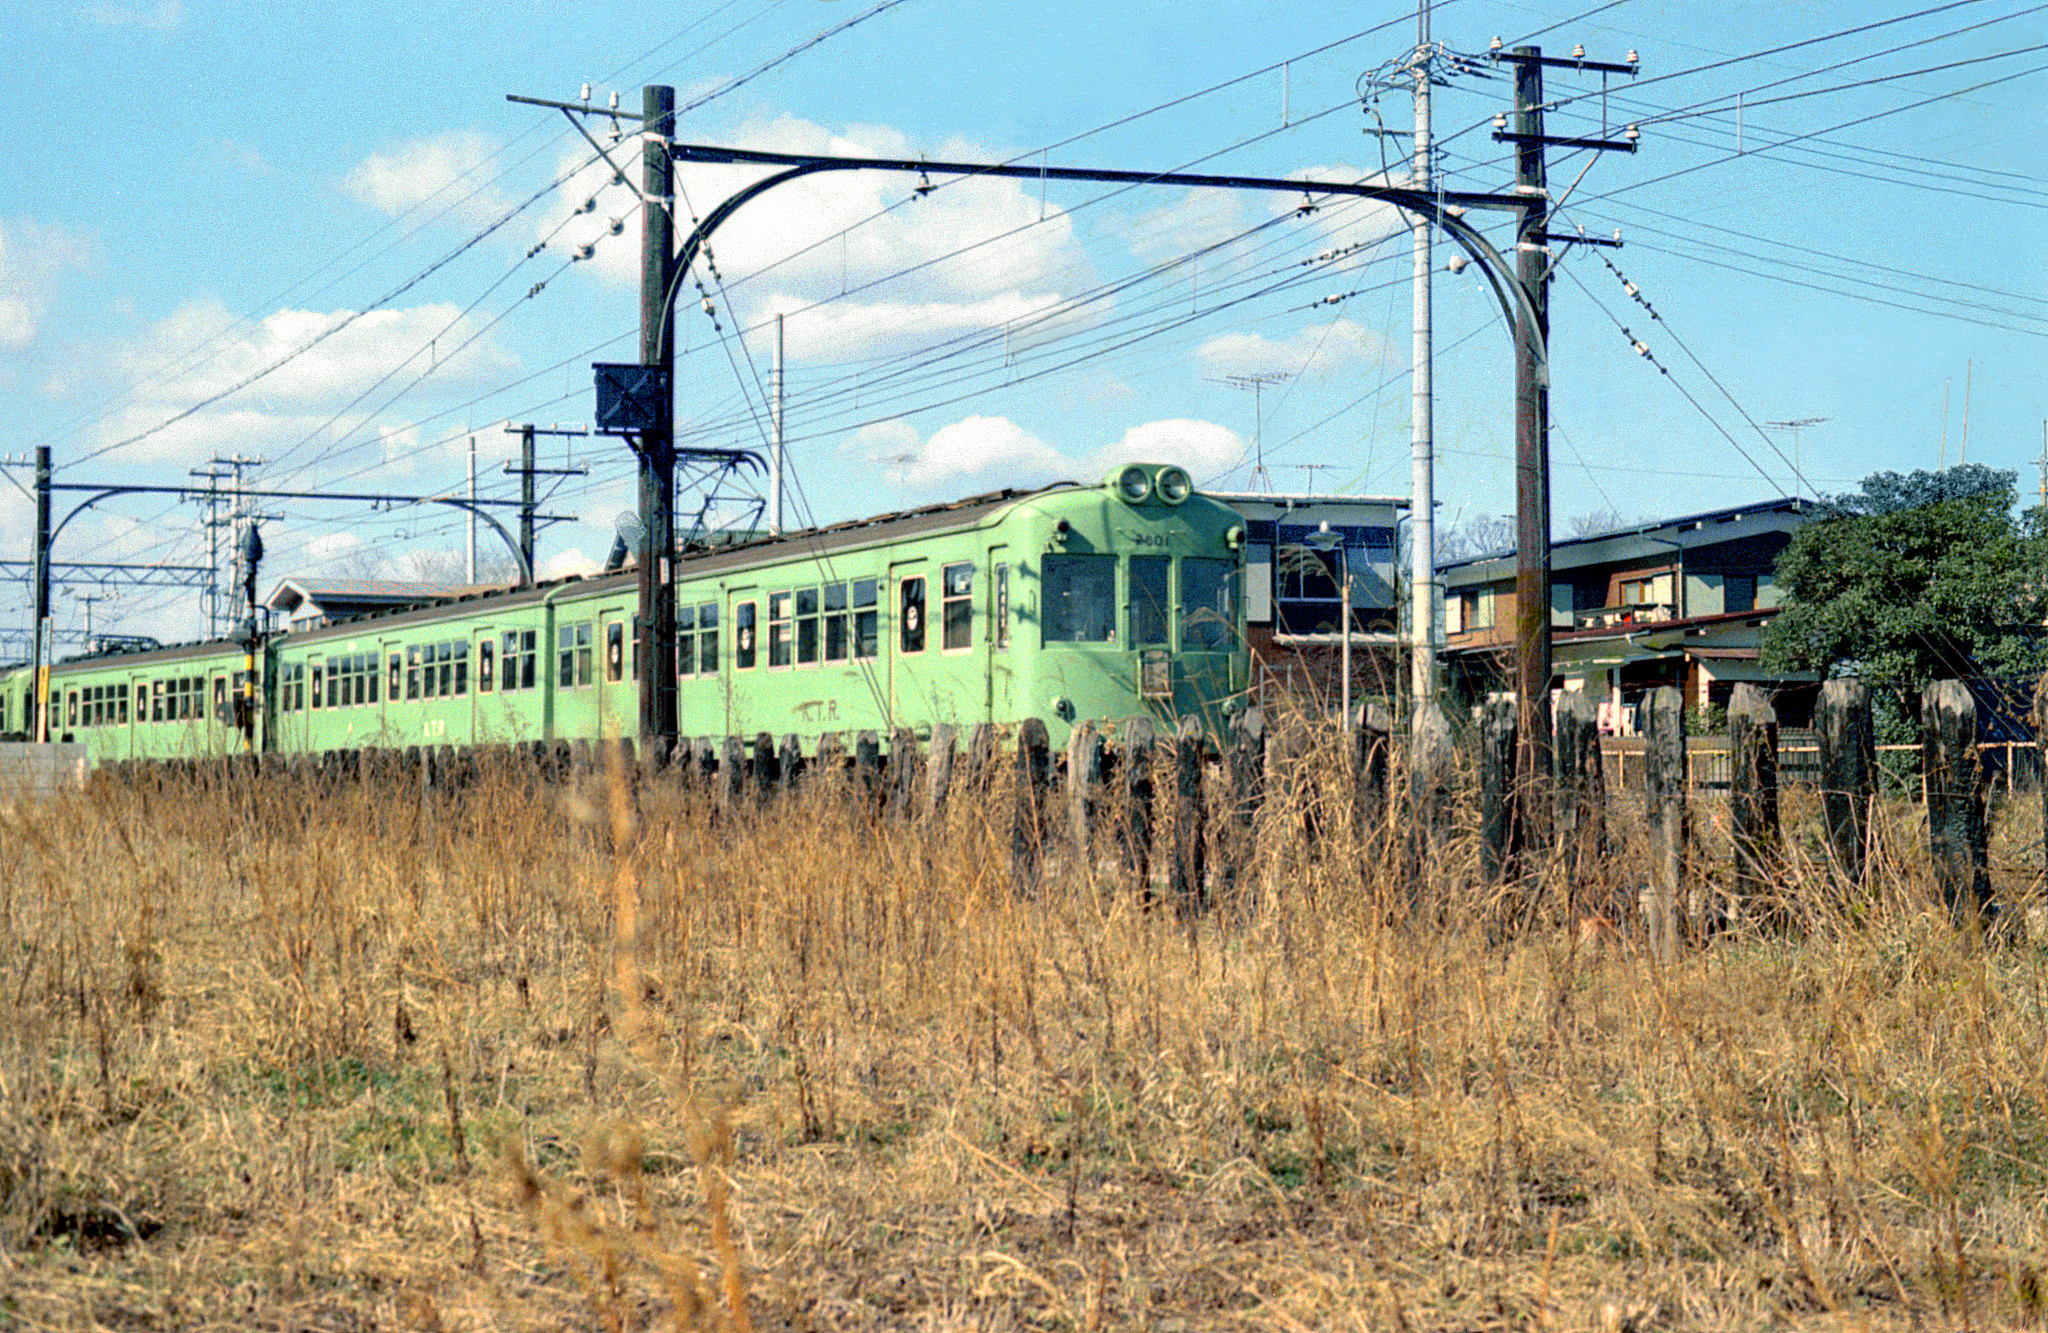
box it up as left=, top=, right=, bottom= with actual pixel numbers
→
left=1764, top=466, right=2047, bottom=730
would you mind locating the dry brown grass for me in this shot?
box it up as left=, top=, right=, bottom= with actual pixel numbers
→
left=3, top=742, right=2048, bottom=1331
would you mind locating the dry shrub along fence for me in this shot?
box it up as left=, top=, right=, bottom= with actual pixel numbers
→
left=7, top=683, right=2048, bottom=1329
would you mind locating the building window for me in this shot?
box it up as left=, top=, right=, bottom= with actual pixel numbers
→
left=1724, top=573, right=1757, bottom=614
left=941, top=563, right=974, bottom=651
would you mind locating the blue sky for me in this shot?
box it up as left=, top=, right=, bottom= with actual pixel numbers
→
left=4, top=0, right=2042, bottom=647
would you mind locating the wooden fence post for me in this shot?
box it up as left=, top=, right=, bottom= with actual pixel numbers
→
left=1728, top=682, right=1781, bottom=925
left=722, top=735, right=746, bottom=807
left=1218, top=707, right=1265, bottom=906
left=1011, top=718, right=1051, bottom=893
left=752, top=732, right=779, bottom=798
left=964, top=722, right=998, bottom=797
left=1645, top=685, right=1686, bottom=962
left=778, top=734, right=805, bottom=792
left=1067, top=721, right=1103, bottom=864
left=853, top=730, right=882, bottom=802
left=1171, top=716, right=1207, bottom=912
left=1477, top=693, right=1518, bottom=884
left=1116, top=718, right=1156, bottom=894
left=1924, top=679, right=1992, bottom=927
left=1817, top=680, right=1874, bottom=890
left=816, top=733, right=846, bottom=783
left=1552, top=689, right=1606, bottom=883
left=888, top=727, right=921, bottom=816
left=926, top=723, right=957, bottom=821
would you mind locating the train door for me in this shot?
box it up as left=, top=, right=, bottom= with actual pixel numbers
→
left=471, top=628, right=495, bottom=743
left=986, top=544, right=1011, bottom=723
left=597, top=608, right=632, bottom=741
left=888, top=559, right=928, bottom=730
left=727, top=584, right=757, bottom=739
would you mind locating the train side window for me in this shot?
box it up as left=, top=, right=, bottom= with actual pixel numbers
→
left=941, top=563, right=973, bottom=651
left=213, top=676, right=228, bottom=722
left=796, top=588, right=819, bottom=666
left=388, top=653, right=401, bottom=700
left=677, top=605, right=696, bottom=676
left=66, top=691, right=77, bottom=728
left=311, top=660, right=325, bottom=709
left=767, top=592, right=792, bottom=668
left=453, top=641, right=469, bottom=696
left=368, top=653, right=381, bottom=704
left=406, top=645, right=421, bottom=700
left=120, top=686, right=131, bottom=725
left=1041, top=554, right=1116, bottom=644
left=852, top=579, right=879, bottom=659
left=479, top=639, right=495, bottom=692
left=994, top=564, right=1010, bottom=648
left=899, top=576, right=926, bottom=654
left=559, top=623, right=592, bottom=688
left=1130, top=555, right=1171, bottom=646
left=822, top=583, right=848, bottom=661
left=734, top=601, right=757, bottom=669
left=698, top=602, right=720, bottom=673
left=606, top=620, right=625, bottom=683
left=150, top=680, right=163, bottom=723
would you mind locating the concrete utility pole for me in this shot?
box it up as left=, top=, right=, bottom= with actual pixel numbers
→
left=771, top=312, right=785, bottom=535
left=635, top=84, right=680, bottom=756
left=1409, top=1, right=1437, bottom=707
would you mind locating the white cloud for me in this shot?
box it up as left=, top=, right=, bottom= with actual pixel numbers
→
left=540, top=546, right=600, bottom=580
left=0, top=218, right=92, bottom=351
left=561, top=116, right=1097, bottom=363
left=867, top=415, right=1068, bottom=489
left=79, top=0, right=181, bottom=30
left=91, top=298, right=518, bottom=468
left=1095, top=419, right=1245, bottom=479
left=345, top=130, right=509, bottom=223
left=1197, top=319, right=1394, bottom=380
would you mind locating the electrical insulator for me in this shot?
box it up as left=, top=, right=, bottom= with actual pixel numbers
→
left=580, top=83, right=592, bottom=102
left=608, top=91, right=619, bottom=111
left=1493, top=112, right=1507, bottom=130
left=1626, top=50, right=1639, bottom=65
left=1625, top=281, right=1640, bottom=298
left=1571, top=44, right=1585, bottom=59
left=1489, top=35, right=1503, bottom=51
left=1625, top=124, right=1641, bottom=143
left=1633, top=342, right=1649, bottom=357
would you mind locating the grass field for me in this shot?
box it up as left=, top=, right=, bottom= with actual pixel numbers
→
left=4, top=747, right=2048, bottom=1331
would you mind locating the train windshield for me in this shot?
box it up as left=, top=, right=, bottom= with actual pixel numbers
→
left=1041, top=554, right=1116, bottom=644
left=1180, top=558, right=1238, bottom=651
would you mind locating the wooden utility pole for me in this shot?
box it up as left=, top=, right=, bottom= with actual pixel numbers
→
left=636, top=85, right=679, bottom=759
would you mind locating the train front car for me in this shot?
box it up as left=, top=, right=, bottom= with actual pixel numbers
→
left=1006, top=463, right=1246, bottom=748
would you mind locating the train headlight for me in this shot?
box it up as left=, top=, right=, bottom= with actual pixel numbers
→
left=1156, top=466, right=1192, bottom=504
left=1117, top=465, right=1152, bottom=504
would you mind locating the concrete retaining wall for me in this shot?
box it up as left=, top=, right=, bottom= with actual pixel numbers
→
left=0, top=743, right=89, bottom=796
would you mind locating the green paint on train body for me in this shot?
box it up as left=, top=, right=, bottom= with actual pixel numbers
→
left=3, top=466, right=1251, bottom=767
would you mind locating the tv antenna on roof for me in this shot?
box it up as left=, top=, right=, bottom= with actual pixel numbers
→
left=1211, top=370, right=1295, bottom=492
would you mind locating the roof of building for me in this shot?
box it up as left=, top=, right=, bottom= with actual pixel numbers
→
left=265, top=576, right=508, bottom=616
left=1438, top=496, right=1811, bottom=576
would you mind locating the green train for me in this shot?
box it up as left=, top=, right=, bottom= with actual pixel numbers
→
left=0, top=464, right=1249, bottom=766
